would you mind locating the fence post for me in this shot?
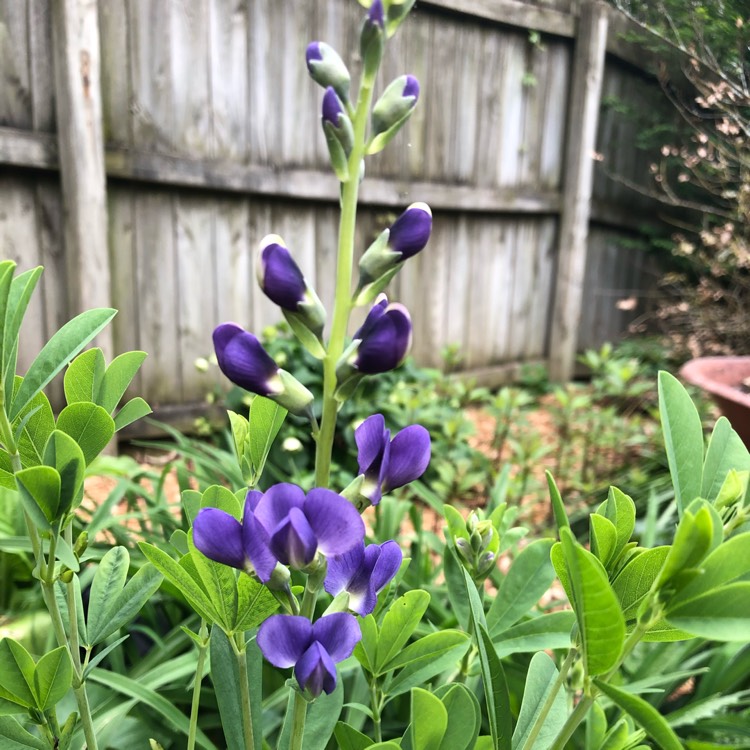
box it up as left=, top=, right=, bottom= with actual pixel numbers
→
left=548, top=0, right=609, bottom=381
left=51, top=0, right=113, bottom=358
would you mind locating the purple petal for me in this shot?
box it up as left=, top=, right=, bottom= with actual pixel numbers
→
left=370, top=540, right=403, bottom=592
left=270, top=507, right=318, bottom=568
left=324, top=543, right=365, bottom=597
left=355, top=304, right=412, bottom=374
left=382, top=424, right=431, bottom=492
left=257, top=615, right=312, bottom=668
left=305, top=42, right=322, bottom=69
left=304, top=489, right=365, bottom=557
left=353, top=295, right=388, bottom=341
left=388, top=203, right=432, bottom=259
left=259, top=240, right=306, bottom=310
left=295, top=642, right=337, bottom=697
left=253, top=483, right=305, bottom=535
left=312, top=612, right=362, bottom=662
left=322, top=87, right=344, bottom=127
left=244, top=490, right=263, bottom=515
left=241, top=511, right=276, bottom=582
left=367, top=0, right=384, bottom=27
left=213, top=323, right=279, bottom=395
left=403, top=75, right=420, bottom=100
left=193, top=508, right=245, bottom=569
left=355, top=415, right=391, bottom=502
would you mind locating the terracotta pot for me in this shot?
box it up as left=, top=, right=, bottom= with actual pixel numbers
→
left=680, top=356, right=750, bottom=447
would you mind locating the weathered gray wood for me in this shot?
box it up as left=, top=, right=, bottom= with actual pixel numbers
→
left=548, top=0, right=609, bottom=381
left=0, top=2, right=32, bottom=128
left=51, top=0, right=112, bottom=359
left=28, top=1, right=56, bottom=132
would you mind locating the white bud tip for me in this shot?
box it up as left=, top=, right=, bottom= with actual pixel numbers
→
left=259, top=234, right=286, bottom=251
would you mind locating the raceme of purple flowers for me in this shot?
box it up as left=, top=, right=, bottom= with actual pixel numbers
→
left=325, top=540, right=402, bottom=616
left=257, top=612, right=361, bottom=697
left=355, top=413, right=431, bottom=504
left=193, top=483, right=365, bottom=580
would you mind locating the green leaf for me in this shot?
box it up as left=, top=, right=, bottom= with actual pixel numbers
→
left=438, top=684, right=481, bottom=750
left=560, top=527, right=625, bottom=676
left=113, top=397, right=152, bottom=431
left=189, top=539, right=238, bottom=633
left=54, top=576, right=87, bottom=644
left=353, top=614, right=379, bottom=674
left=411, top=688, right=448, bottom=750
left=86, top=546, right=130, bottom=645
left=665, top=582, right=750, bottom=640
left=88, top=563, right=162, bottom=646
left=54, top=532, right=80, bottom=573
left=375, top=590, right=430, bottom=673
left=612, top=547, right=670, bottom=619
left=139, top=542, right=218, bottom=623
left=670, top=531, right=750, bottom=607
left=57, top=402, right=115, bottom=465
left=42, top=430, right=85, bottom=515
left=656, top=504, right=715, bottom=590
left=546, top=471, right=569, bottom=531
left=235, top=573, right=278, bottom=632
left=201, top=484, right=242, bottom=519
left=334, top=722, right=375, bottom=750
left=15, top=465, right=60, bottom=528
left=63, top=348, right=106, bottom=405
left=658, top=371, right=704, bottom=516
left=493, top=611, right=576, bottom=658
left=99, top=350, right=148, bottom=413
left=593, top=679, right=683, bottom=750
left=3, top=267, right=44, bottom=404
left=477, top=624, right=512, bottom=750
left=0, top=639, right=36, bottom=708
left=32, top=646, right=72, bottom=710
left=10, top=308, right=117, bottom=420
left=0, top=716, right=48, bottom=749
left=702, top=417, right=750, bottom=503
left=600, top=487, right=636, bottom=562
left=590, top=514, right=618, bottom=568
left=248, top=396, right=287, bottom=477
left=87, top=667, right=219, bottom=750
left=488, top=539, right=555, bottom=636
left=0, top=261, right=16, bottom=370
left=82, top=634, right=129, bottom=679
left=228, top=410, right=250, bottom=468
left=381, top=630, right=470, bottom=674
left=278, top=677, right=343, bottom=750
left=14, top=386, right=55, bottom=467
left=210, top=627, right=262, bottom=750
left=512, top=652, right=568, bottom=750
left=443, top=545, right=471, bottom=632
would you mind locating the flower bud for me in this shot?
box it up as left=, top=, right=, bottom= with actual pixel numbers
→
left=257, top=235, right=326, bottom=356
left=385, top=0, right=417, bottom=37
left=455, top=537, right=473, bottom=564
left=368, top=75, right=420, bottom=154
left=213, top=323, right=314, bottom=416
left=355, top=203, right=432, bottom=304
left=360, top=0, right=385, bottom=81
left=305, top=42, right=350, bottom=103
left=265, top=562, right=292, bottom=592
left=477, top=551, right=496, bottom=576
left=470, top=529, right=483, bottom=553
left=322, top=88, right=355, bottom=182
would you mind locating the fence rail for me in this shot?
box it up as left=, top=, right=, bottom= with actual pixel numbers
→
left=0, top=0, right=669, bottom=421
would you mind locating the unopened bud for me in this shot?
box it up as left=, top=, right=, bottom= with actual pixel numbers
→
left=368, top=74, right=419, bottom=154
left=74, top=531, right=88, bottom=557
left=455, top=537, right=473, bottom=564
left=306, top=42, right=350, bottom=102
left=360, top=0, right=385, bottom=81
left=478, top=551, right=496, bottom=575
left=263, top=563, right=291, bottom=592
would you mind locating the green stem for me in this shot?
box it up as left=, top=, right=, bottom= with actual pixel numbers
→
left=289, top=693, right=308, bottom=750
left=314, top=78, right=376, bottom=488
left=520, top=648, right=576, bottom=750
left=188, top=622, right=209, bottom=750
left=369, top=679, right=383, bottom=743
left=232, top=633, right=256, bottom=750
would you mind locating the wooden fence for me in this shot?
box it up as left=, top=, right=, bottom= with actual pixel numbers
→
left=0, top=0, right=669, bottom=421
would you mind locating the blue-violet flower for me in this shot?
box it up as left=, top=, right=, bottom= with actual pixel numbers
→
left=257, top=612, right=361, bottom=697
left=352, top=294, right=412, bottom=374
left=325, top=541, right=402, bottom=615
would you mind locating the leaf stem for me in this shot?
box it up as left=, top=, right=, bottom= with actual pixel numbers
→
left=187, top=622, right=209, bottom=750
left=232, top=632, right=256, bottom=750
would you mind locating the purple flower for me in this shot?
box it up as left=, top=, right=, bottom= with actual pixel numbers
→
left=352, top=295, right=412, bottom=374
left=257, top=612, right=361, bottom=697
left=388, top=202, right=432, bottom=259
left=194, top=484, right=366, bottom=580
left=213, top=323, right=314, bottom=414
left=355, top=413, right=431, bottom=503
left=325, top=541, right=402, bottom=615
left=322, top=87, right=345, bottom=128
left=402, top=74, right=420, bottom=101
left=193, top=490, right=276, bottom=580
left=257, top=236, right=306, bottom=310
left=214, top=323, right=280, bottom=398
left=305, top=42, right=350, bottom=102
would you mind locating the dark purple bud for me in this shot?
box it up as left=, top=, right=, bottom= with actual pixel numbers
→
left=305, top=42, right=350, bottom=102
left=213, top=323, right=280, bottom=397
left=257, top=235, right=306, bottom=311
left=305, top=42, right=323, bottom=68
left=353, top=297, right=412, bottom=374
left=388, top=202, right=432, bottom=259
left=257, top=612, right=361, bottom=697
left=367, top=0, right=384, bottom=27
left=402, top=74, right=420, bottom=100
left=322, top=87, right=345, bottom=128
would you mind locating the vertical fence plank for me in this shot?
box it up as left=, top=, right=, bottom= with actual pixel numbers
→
left=51, top=0, right=112, bottom=357
left=548, top=0, right=609, bottom=380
